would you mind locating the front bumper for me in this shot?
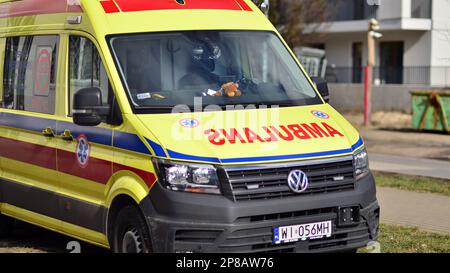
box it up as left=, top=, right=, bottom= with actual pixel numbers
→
left=139, top=172, right=379, bottom=253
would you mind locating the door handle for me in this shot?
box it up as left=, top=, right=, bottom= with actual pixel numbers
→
left=42, top=127, right=55, bottom=137
left=60, top=130, right=74, bottom=141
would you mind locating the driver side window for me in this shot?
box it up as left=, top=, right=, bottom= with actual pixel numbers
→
left=68, top=36, right=110, bottom=115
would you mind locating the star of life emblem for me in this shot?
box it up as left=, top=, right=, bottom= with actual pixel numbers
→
left=76, top=135, right=90, bottom=168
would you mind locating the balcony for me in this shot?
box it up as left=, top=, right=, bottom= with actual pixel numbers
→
left=306, top=0, right=433, bottom=33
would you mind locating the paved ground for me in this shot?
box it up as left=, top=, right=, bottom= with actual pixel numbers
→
left=344, top=112, right=450, bottom=161
left=0, top=221, right=107, bottom=253
left=370, top=154, right=450, bottom=180
left=361, top=128, right=450, bottom=161
left=377, top=187, right=450, bottom=235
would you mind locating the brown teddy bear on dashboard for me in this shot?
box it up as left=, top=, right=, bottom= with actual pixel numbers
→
left=215, top=82, right=242, bottom=97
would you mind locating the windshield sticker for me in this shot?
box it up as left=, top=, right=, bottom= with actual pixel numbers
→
left=311, top=110, right=330, bottom=119
left=203, top=89, right=219, bottom=97
left=137, top=93, right=152, bottom=100
left=180, top=118, right=200, bottom=128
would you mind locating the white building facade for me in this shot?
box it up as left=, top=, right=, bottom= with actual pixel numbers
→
left=313, top=0, right=450, bottom=87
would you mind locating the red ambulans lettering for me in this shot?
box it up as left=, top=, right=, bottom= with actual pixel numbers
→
left=204, top=129, right=226, bottom=146
left=261, top=126, right=278, bottom=142
left=301, top=123, right=329, bottom=138
left=269, top=125, right=295, bottom=141
left=243, top=128, right=266, bottom=143
left=220, top=128, right=247, bottom=144
left=204, top=122, right=345, bottom=145
left=287, top=124, right=311, bottom=140
left=322, top=122, right=345, bottom=137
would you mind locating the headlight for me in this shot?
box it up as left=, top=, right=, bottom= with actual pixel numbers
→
left=154, top=159, right=221, bottom=194
left=353, top=147, right=369, bottom=180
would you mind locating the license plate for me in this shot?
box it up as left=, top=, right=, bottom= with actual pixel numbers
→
left=274, top=221, right=332, bottom=244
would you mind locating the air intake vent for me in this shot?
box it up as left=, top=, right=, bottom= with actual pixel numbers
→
left=175, top=230, right=222, bottom=244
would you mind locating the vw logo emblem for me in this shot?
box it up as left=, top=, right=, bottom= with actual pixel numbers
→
left=287, top=170, right=309, bottom=193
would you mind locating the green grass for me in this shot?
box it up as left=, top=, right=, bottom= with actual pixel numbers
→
left=362, top=224, right=450, bottom=253
left=374, top=172, right=450, bottom=196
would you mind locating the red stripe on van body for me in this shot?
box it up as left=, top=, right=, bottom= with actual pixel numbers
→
left=234, top=0, right=253, bottom=11
left=113, top=164, right=158, bottom=188
left=100, top=0, right=120, bottom=13
left=0, top=136, right=56, bottom=170
left=57, top=149, right=112, bottom=185
left=0, top=136, right=156, bottom=187
left=0, top=0, right=82, bottom=19
left=110, top=0, right=252, bottom=13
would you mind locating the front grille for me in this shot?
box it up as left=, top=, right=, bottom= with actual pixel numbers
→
left=225, top=157, right=355, bottom=202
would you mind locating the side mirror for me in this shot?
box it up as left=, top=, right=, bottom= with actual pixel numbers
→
left=73, top=87, right=110, bottom=126
left=311, top=77, right=330, bottom=103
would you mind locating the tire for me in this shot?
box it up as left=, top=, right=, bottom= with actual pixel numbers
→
left=112, top=205, right=152, bottom=253
left=0, top=214, right=14, bottom=238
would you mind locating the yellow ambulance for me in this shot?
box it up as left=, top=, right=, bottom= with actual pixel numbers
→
left=0, top=0, right=379, bottom=253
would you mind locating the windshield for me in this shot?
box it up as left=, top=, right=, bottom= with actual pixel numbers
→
left=109, top=31, right=322, bottom=112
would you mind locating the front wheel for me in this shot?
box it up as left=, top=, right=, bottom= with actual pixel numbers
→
left=112, top=205, right=152, bottom=253
left=0, top=214, right=14, bottom=238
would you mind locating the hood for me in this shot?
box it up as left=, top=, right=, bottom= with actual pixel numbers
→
left=137, top=104, right=363, bottom=165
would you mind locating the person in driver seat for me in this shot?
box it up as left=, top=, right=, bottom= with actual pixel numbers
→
left=178, top=42, right=220, bottom=90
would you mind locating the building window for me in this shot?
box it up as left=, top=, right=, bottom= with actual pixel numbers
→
left=2, top=36, right=58, bottom=114
left=379, top=42, right=404, bottom=84
left=332, top=0, right=378, bottom=21
left=352, top=42, right=363, bottom=83
left=411, top=0, right=432, bottom=19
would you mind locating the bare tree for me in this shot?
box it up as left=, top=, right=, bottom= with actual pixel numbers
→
left=255, top=0, right=340, bottom=48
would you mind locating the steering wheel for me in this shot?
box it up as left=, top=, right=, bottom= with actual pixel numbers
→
left=238, top=77, right=258, bottom=94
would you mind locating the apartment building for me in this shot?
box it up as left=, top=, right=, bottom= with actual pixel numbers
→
left=312, top=0, right=450, bottom=87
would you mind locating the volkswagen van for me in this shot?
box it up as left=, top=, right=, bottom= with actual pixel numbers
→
left=0, top=0, right=379, bottom=253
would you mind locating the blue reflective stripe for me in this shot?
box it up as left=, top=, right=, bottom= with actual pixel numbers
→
left=0, top=112, right=151, bottom=155
left=145, top=138, right=167, bottom=157
left=1, top=112, right=366, bottom=163
left=0, top=112, right=56, bottom=132
left=166, top=137, right=365, bottom=164
left=167, top=150, right=221, bottom=164
left=220, top=148, right=354, bottom=164
left=114, top=131, right=151, bottom=155
left=351, top=137, right=364, bottom=151
left=58, top=121, right=112, bottom=146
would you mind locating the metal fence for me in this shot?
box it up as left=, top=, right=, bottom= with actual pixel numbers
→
left=325, top=66, right=450, bottom=86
